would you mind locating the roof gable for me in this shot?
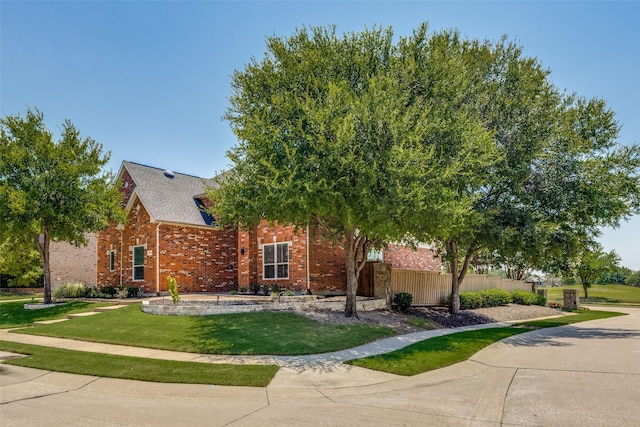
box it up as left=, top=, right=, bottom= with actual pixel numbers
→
left=120, top=161, right=219, bottom=227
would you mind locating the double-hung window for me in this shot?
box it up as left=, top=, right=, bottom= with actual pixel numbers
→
left=263, top=242, right=289, bottom=279
left=133, top=246, right=144, bottom=281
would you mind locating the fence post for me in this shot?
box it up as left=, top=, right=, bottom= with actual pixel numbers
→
left=563, top=289, right=580, bottom=310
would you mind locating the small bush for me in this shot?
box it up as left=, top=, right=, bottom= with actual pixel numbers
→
left=53, top=282, right=87, bottom=299
left=239, top=287, right=247, bottom=294
left=281, top=289, right=295, bottom=296
left=250, top=283, right=261, bottom=295
left=511, top=289, right=545, bottom=306
left=127, top=287, right=140, bottom=298
left=459, top=292, right=483, bottom=309
left=116, top=286, right=129, bottom=299
left=167, top=276, right=180, bottom=304
left=394, top=292, right=413, bottom=313
left=478, top=289, right=511, bottom=307
left=100, top=286, right=117, bottom=297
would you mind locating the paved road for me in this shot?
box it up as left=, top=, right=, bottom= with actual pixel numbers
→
left=1, top=306, right=639, bottom=426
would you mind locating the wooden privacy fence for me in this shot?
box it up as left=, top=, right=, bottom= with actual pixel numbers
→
left=391, top=269, right=530, bottom=306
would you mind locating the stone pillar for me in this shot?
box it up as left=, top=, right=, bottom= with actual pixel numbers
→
left=563, top=289, right=580, bottom=310
left=537, top=289, right=548, bottom=299
left=373, top=263, right=392, bottom=309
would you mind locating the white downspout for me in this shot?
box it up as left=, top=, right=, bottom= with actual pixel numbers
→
left=119, top=228, right=124, bottom=287
left=156, top=222, right=161, bottom=294
left=306, top=224, right=311, bottom=293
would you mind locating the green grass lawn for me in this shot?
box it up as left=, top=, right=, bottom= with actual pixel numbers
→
left=1, top=301, right=114, bottom=328
left=347, top=310, right=626, bottom=376
left=0, top=291, right=43, bottom=301
left=12, top=303, right=395, bottom=355
left=0, top=340, right=278, bottom=386
left=545, top=284, right=640, bottom=305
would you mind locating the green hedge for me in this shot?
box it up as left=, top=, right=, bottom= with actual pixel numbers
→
left=447, top=288, right=546, bottom=310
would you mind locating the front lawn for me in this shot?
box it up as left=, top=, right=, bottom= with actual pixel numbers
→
left=0, top=291, right=43, bottom=301
left=12, top=303, right=395, bottom=355
left=1, top=301, right=114, bottom=328
left=347, top=310, right=625, bottom=375
left=0, top=340, right=278, bottom=386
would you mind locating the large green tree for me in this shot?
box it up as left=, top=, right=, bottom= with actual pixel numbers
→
left=403, top=31, right=640, bottom=313
left=0, top=109, right=124, bottom=304
left=0, top=231, right=43, bottom=287
left=211, top=25, right=489, bottom=318
left=572, top=243, right=620, bottom=298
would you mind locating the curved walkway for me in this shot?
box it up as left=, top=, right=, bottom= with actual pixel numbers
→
left=2, top=306, right=639, bottom=426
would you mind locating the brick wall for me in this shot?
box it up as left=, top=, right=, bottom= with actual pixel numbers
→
left=159, top=224, right=237, bottom=292
left=383, top=244, right=441, bottom=271
left=119, top=168, right=136, bottom=206
left=97, top=198, right=159, bottom=293
left=97, top=196, right=238, bottom=293
left=50, top=233, right=97, bottom=289
left=308, top=233, right=348, bottom=295
left=243, top=221, right=308, bottom=293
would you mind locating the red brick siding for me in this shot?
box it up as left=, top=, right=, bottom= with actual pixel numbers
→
left=119, top=169, right=136, bottom=207
left=158, top=224, right=237, bottom=292
left=383, top=244, right=441, bottom=271
left=97, top=224, right=123, bottom=287
left=308, top=234, right=348, bottom=295
left=237, top=227, right=259, bottom=289
left=249, top=221, right=308, bottom=293
left=97, top=197, right=238, bottom=293
left=97, top=198, right=158, bottom=293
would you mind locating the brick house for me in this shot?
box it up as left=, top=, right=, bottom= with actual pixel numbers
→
left=97, top=161, right=440, bottom=295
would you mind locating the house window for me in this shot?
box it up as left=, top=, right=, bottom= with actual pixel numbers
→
left=133, top=246, right=144, bottom=281
left=367, top=248, right=384, bottom=262
left=109, top=250, right=116, bottom=272
left=263, top=242, right=289, bottom=279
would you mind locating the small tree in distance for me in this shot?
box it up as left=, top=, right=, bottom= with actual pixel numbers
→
left=0, top=108, right=125, bottom=304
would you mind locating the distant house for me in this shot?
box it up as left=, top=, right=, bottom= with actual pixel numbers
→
left=50, top=233, right=97, bottom=290
left=97, top=161, right=440, bottom=294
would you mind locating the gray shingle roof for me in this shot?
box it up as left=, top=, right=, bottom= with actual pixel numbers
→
left=122, top=161, right=218, bottom=227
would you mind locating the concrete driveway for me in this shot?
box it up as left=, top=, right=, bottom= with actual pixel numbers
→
left=1, top=306, right=639, bottom=426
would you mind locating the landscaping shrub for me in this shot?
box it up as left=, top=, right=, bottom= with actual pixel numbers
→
left=100, top=285, right=117, bottom=297
left=115, top=286, right=129, bottom=299
left=393, top=292, right=413, bottom=313
left=127, top=286, right=140, bottom=298
left=446, top=289, right=511, bottom=310
left=53, top=282, right=87, bottom=299
left=511, top=289, right=546, bottom=306
left=281, top=289, right=295, bottom=296
left=478, top=288, right=511, bottom=307
left=167, top=276, right=180, bottom=304
left=250, top=283, right=261, bottom=295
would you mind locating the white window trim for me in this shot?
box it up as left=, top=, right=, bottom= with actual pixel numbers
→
left=262, top=242, right=290, bottom=280
left=109, top=250, right=116, bottom=272
left=132, top=245, right=145, bottom=282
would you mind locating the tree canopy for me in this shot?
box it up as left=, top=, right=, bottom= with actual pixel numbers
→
left=213, top=23, right=640, bottom=316
left=0, top=108, right=124, bottom=303
left=212, top=25, right=489, bottom=317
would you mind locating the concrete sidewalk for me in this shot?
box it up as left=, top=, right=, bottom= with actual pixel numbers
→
left=0, top=319, right=513, bottom=370
left=2, top=306, right=639, bottom=426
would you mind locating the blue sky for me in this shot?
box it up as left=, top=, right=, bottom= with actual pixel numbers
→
left=2, top=1, right=639, bottom=269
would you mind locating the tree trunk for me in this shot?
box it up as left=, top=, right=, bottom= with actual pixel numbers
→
left=582, top=283, right=589, bottom=299
left=343, top=229, right=371, bottom=318
left=448, top=240, right=460, bottom=314
left=35, top=230, right=52, bottom=304
left=446, top=239, right=478, bottom=315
